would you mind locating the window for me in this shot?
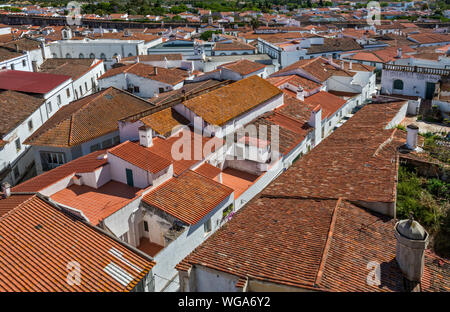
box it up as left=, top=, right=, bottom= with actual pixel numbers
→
left=57, top=95, right=61, bottom=106
left=158, top=87, right=164, bottom=93
left=28, top=119, right=33, bottom=131
left=133, top=86, right=140, bottom=93
left=66, top=88, right=70, bottom=97
left=79, top=53, right=84, bottom=58
left=65, top=53, right=71, bottom=58
left=100, top=53, right=106, bottom=60
left=10, top=63, right=14, bottom=70
left=22, top=59, right=26, bottom=67
left=79, top=85, right=83, bottom=95
left=90, top=143, right=100, bottom=152
left=40, top=151, right=65, bottom=170
left=74, top=90, right=78, bottom=99
left=102, top=138, right=112, bottom=148
left=13, top=166, right=20, bottom=179
left=47, top=102, right=52, bottom=113
left=89, top=53, right=95, bottom=59
left=113, top=136, right=120, bottom=145
left=143, top=221, right=149, bottom=232
left=15, top=139, right=21, bottom=152
left=393, top=79, right=404, bottom=90
left=204, top=218, right=212, bottom=235
left=85, top=82, right=88, bottom=92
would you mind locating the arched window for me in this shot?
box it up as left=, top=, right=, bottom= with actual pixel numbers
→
left=79, top=53, right=84, bottom=58
left=65, top=53, right=71, bottom=58
left=128, top=53, right=133, bottom=57
left=100, top=53, right=106, bottom=60
left=52, top=53, right=58, bottom=58
left=89, top=53, right=95, bottom=59
left=393, top=79, right=404, bottom=90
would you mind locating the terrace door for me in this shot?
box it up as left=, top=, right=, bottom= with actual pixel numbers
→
left=425, top=82, right=435, bottom=100
left=126, top=168, right=134, bottom=187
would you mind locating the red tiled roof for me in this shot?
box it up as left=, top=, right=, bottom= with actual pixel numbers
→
left=218, top=59, right=265, bottom=76
left=50, top=181, right=141, bottom=225
left=303, top=91, right=347, bottom=120
left=266, top=74, right=321, bottom=92
left=108, top=141, right=172, bottom=174
left=194, top=163, right=221, bottom=180
left=0, top=193, right=34, bottom=217
left=262, top=101, right=408, bottom=203
left=12, top=150, right=108, bottom=193
left=99, top=63, right=188, bottom=85
left=25, top=87, right=154, bottom=147
left=183, top=76, right=282, bottom=126
left=0, top=69, right=71, bottom=94
left=142, top=170, right=233, bottom=225
left=149, top=129, right=223, bottom=175
left=0, top=195, right=154, bottom=291
left=177, top=196, right=449, bottom=291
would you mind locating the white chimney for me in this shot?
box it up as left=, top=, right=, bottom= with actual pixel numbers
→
left=308, top=106, right=322, bottom=146
left=296, top=86, right=304, bottom=101
left=1, top=182, right=11, bottom=198
left=397, top=47, right=403, bottom=58
left=349, top=61, right=353, bottom=70
left=406, top=124, right=418, bottom=150
left=139, top=126, right=153, bottom=147
left=394, top=214, right=429, bottom=282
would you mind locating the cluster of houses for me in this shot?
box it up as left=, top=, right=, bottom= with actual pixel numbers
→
left=0, top=5, right=449, bottom=292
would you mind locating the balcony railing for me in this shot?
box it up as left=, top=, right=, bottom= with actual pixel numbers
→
left=383, top=64, right=450, bottom=76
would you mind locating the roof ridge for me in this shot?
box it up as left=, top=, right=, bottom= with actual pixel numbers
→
left=0, top=193, right=37, bottom=222
left=314, top=197, right=342, bottom=287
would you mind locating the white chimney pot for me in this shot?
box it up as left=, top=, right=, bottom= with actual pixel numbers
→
left=406, top=124, right=419, bottom=150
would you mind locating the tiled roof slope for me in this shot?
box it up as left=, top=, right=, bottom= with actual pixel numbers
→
left=39, top=58, right=101, bottom=80
left=0, top=46, right=22, bottom=62
left=0, top=90, right=44, bottom=137
left=178, top=197, right=449, bottom=291
left=219, top=59, right=265, bottom=76
left=142, top=170, right=233, bottom=225
left=140, top=107, right=189, bottom=137
left=274, top=57, right=355, bottom=83
left=25, top=87, right=154, bottom=147
left=12, top=150, right=108, bottom=193
left=0, top=194, right=34, bottom=217
left=262, top=101, right=408, bottom=203
left=0, top=195, right=155, bottom=292
left=182, top=75, right=282, bottom=126
left=213, top=41, right=255, bottom=51
left=99, top=63, right=189, bottom=85
left=303, top=91, right=347, bottom=120
left=108, top=141, right=172, bottom=174
left=246, top=110, right=312, bottom=154
left=306, top=37, right=362, bottom=54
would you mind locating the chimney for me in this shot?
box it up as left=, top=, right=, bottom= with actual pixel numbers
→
left=296, top=86, right=304, bottom=101
left=397, top=47, right=402, bottom=58
left=1, top=182, right=11, bottom=198
left=406, top=124, right=419, bottom=150
left=14, top=44, right=19, bottom=52
left=349, top=61, right=353, bottom=70
left=139, top=126, right=153, bottom=147
left=154, top=67, right=158, bottom=75
left=394, top=214, right=429, bottom=282
left=308, top=106, right=322, bottom=146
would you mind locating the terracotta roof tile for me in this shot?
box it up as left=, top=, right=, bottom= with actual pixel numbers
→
left=25, top=87, right=154, bottom=147
left=142, top=170, right=233, bottom=225
left=0, top=195, right=154, bottom=291
left=12, top=150, right=108, bottom=193
left=194, top=163, right=221, bottom=180
left=0, top=90, right=45, bottom=137
left=108, top=141, right=172, bottom=174
left=140, top=107, right=189, bottom=137
left=0, top=69, right=71, bottom=94
left=99, top=63, right=188, bottom=85
left=303, top=91, right=347, bottom=120
left=218, top=59, right=265, bottom=76
left=183, top=76, right=282, bottom=126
